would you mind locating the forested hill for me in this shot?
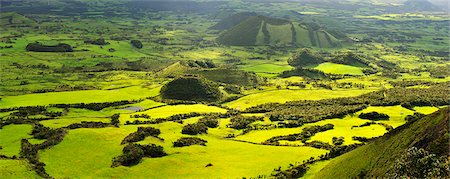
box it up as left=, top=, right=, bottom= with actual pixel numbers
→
left=315, top=107, right=449, bottom=178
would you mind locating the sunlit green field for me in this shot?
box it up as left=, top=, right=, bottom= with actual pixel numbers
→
left=0, top=86, right=161, bottom=108
left=225, top=89, right=374, bottom=110
left=0, top=124, right=33, bottom=157
left=0, top=159, right=39, bottom=179
left=39, top=123, right=328, bottom=178
left=313, top=62, right=364, bottom=75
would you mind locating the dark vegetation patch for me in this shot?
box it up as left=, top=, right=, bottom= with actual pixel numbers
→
left=111, top=143, right=166, bottom=167
left=332, top=137, right=345, bottom=146
left=189, top=68, right=263, bottom=86
left=84, top=38, right=109, bottom=45
left=173, top=137, right=207, bottom=147
left=288, top=49, right=323, bottom=68
left=182, top=123, right=208, bottom=135
left=331, top=53, right=369, bottom=67
left=130, top=40, right=143, bottom=49
left=198, top=116, right=219, bottom=128
left=358, top=112, right=390, bottom=121
left=20, top=124, right=67, bottom=178
left=160, top=76, right=223, bottom=102
left=181, top=60, right=216, bottom=69
left=51, top=100, right=141, bottom=111
left=279, top=68, right=329, bottom=79
left=0, top=106, right=65, bottom=128
left=263, top=124, right=334, bottom=145
left=66, top=121, right=112, bottom=129
left=121, top=127, right=162, bottom=144
left=26, top=43, right=73, bottom=52
left=227, top=115, right=264, bottom=130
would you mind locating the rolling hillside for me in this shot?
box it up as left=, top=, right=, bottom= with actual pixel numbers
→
left=315, top=107, right=449, bottom=178
left=215, top=13, right=347, bottom=48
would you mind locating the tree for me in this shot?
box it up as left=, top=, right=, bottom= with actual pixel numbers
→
left=131, top=40, right=143, bottom=49
left=111, top=113, right=120, bottom=127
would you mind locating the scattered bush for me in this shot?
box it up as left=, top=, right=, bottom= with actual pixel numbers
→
left=111, top=113, right=120, bottom=127
left=198, top=117, right=219, bottom=128
left=84, top=38, right=109, bottom=45
left=182, top=123, right=208, bottom=135
left=173, top=137, right=207, bottom=147
left=121, top=127, right=161, bottom=144
left=227, top=115, right=264, bottom=130
left=332, top=137, right=345, bottom=146
left=112, top=144, right=166, bottom=167
left=130, top=40, right=143, bottom=49
left=264, top=124, right=334, bottom=145
left=359, top=112, right=390, bottom=121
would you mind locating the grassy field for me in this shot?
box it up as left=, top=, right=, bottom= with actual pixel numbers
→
left=126, top=104, right=228, bottom=120
left=313, top=62, right=364, bottom=75
left=0, top=86, right=161, bottom=108
left=224, top=89, right=374, bottom=110
left=356, top=105, right=414, bottom=128
left=40, top=123, right=328, bottom=178
left=0, top=159, right=39, bottom=178
left=0, top=124, right=33, bottom=157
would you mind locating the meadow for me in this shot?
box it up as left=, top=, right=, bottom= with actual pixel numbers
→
left=0, top=0, right=449, bottom=178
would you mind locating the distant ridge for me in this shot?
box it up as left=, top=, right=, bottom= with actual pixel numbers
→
left=214, top=13, right=348, bottom=48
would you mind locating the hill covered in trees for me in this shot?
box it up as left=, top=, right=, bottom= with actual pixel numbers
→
left=315, top=107, right=449, bottom=178
left=215, top=13, right=348, bottom=48
left=160, top=76, right=223, bottom=102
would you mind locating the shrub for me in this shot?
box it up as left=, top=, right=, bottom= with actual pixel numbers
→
left=131, top=40, right=143, bottom=49
left=140, top=144, right=167, bottom=158
left=112, top=144, right=144, bottom=167
left=198, top=117, right=219, bottom=128
left=112, top=144, right=166, bottom=167
left=358, top=112, right=390, bottom=121
left=111, top=113, right=120, bottom=127
left=84, top=38, right=109, bottom=45
left=332, top=137, right=345, bottom=146
left=227, top=115, right=263, bottom=130
left=182, top=123, right=208, bottom=135
left=173, top=137, right=207, bottom=147
left=121, top=127, right=161, bottom=144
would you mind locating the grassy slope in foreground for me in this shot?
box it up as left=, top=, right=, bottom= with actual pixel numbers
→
left=314, top=107, right=449, bottom=178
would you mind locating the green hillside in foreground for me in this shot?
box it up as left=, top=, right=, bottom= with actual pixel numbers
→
left=216, top=13, right=345, bottom=48
left=315, top=107, right=449, bottom=178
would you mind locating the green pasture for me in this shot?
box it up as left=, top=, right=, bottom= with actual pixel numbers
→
left=224, top=89, right=374, bottom=110
left=0, top=86, right=161, bottom=108
left=40, top=122, right=327, bottom=178
left=313, top=63, right=364, bottom=75
left=0, top=124, right=33, bottom=157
